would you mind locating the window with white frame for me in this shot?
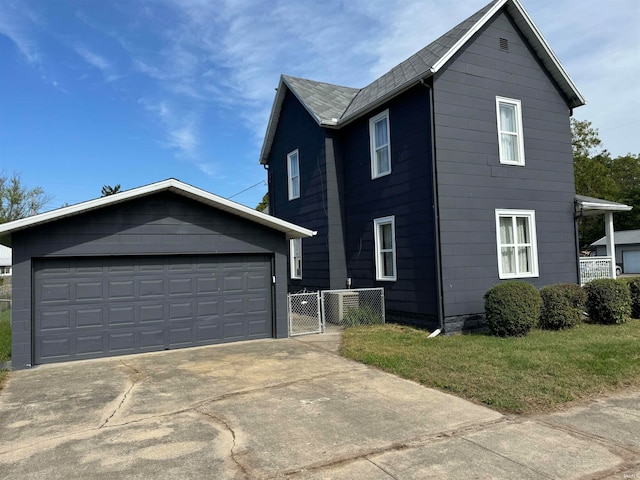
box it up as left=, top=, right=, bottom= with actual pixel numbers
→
left=374, top=216, right=397, bottom=281
left=496, top=97, right=525, bottom=165
left=0, top=266, right=10, bottom=276
left=495, top=209, right=538, bottom=278
left=369, top=110, right=391, bottom=178
left=290, top=238, right=302, bottom=279
left=287, top=150, right=300, bottom=200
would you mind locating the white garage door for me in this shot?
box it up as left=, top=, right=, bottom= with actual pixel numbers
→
left=623, top=250, right=640, bottom=274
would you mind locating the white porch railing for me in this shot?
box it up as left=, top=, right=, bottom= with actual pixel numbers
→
left=579, top=257, right=614, bottom=286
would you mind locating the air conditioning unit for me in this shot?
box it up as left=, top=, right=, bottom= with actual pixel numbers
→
left=324, top=291, right=360, bottom=325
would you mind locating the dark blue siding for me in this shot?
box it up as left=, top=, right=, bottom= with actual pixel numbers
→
left=433, top=11, right=578, bottom=328
left=339, top=86, right=438, bottom=323
left=267, top=90, right=331, bottom=291
left=11, top=192, right=289, bottom=369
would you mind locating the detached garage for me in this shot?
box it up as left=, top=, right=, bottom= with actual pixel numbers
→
left=592, top=229, right=640, bottom=274
left=0, top=179, right=315, bottom=369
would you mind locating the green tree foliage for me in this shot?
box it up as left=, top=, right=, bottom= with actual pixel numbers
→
left=101, top=184, right=121, bottom=196
left=572, top=119, right=640, bottom=247
left=0, top=172, right=51, bottom=223
left=256, top=192, right=268, bottom=212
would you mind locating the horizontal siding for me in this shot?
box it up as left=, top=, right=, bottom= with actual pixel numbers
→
left=434, top=11, right=578, bottom=319
left=339, top=86, right=438, bottom=317
left=267, top=90, right=331, bottom=291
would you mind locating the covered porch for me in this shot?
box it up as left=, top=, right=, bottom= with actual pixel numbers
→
left=575, top=195, right=633, bottom=286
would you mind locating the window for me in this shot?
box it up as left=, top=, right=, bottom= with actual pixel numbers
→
left=374, top=216, right=397, bottom=281
left=495, top=210, right=538, bottom=278
left=496, top=97, right=525, bottom=165
left=0, top=266, right=10, bottom=276
left=369, top=110, right=391, bottom=178
left=290, top=238, right=302, bottom=279
left=287, top=150, right=300, bottom=200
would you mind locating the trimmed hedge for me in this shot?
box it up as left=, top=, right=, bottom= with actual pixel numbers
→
left=539, top=284, right=585, bottom=330
left=484, top=281, right=541, bottom=337
left=584, top=278, right=631, bottom=325
left=629, top=279, right=640, bottom=319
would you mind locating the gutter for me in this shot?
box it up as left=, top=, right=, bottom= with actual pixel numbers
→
left=422, top=78, right=445, bottom=334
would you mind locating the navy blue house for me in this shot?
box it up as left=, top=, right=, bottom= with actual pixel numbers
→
left=260, top=0, right=586, bottom=333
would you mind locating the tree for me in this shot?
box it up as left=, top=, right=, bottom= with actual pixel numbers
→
left=101, top=184, right=121, bottom=196
left=0, top=172, right=51, bottom=223
left=572, top=119, right=640, bottom=247
left=256, top=192, right=268, bottom=212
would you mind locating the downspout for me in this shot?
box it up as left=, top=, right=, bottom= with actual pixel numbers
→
left=263, top=164, right=271, bottom=215
left=574, top=200, right=583, bottom=284
left=421, top=78, right=445, bottom=335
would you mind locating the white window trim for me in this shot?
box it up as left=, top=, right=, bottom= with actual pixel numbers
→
left=290, top=238, right=302, bottom=279
left=374, top=216, right=397, bottom=281
left=495, top=209, right=539, bottom=279
left=369, top=110, right=391, bottom=179
left=495, top=96, right=525, bottom=166
left=287, top=149, right=300, bottom=200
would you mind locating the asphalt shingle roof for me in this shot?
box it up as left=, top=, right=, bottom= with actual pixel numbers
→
left=592, top=229, right=640, bottom=247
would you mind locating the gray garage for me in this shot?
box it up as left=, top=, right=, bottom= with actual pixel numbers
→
left=0, top=179, right=314, bottom=369
left=592, top=229, right=640, bottom=274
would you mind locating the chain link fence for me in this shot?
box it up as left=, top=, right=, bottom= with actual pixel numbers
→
left=288, top=291, right=321, bottom=336
left=321, top=288, right=385, bottom=328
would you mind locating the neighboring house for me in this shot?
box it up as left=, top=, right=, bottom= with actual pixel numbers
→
left=260, top=0, right=588, bottom=333
left=0, top=245, right=10, bottom=277
left=592, top=229, right=640, bottom=274
left=0, top=179, right=314, bottom=369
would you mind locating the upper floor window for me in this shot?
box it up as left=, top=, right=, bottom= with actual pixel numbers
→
left=287, top=149, right=300, bottom=200
left=369, top=110, right=391, bottom=178
left=495, top=209, right=538, bottom=279
left=290, top=238, right=302, bottom=279
left=496, top=97, right=525, bottom=166
left=374, top=216, right=397, bottom=281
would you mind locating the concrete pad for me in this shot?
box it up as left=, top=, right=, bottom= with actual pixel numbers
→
left=287, top=458, right=393, bottom=479
left=463, top=420, right=626, bottom=479
left=539, top=389, right=640, bottom=451
left=293, top=331, right=343, bottom=355
left=0, top=411, right=232, bottom=480
left=198, top=366, right=503, bottom=476
left=365, top=436, right=546, bottom=480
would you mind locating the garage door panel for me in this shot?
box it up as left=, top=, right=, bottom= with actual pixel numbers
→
left=623, top=251, right=640, bottom=274
left=34, top=255, right=273, bottom=364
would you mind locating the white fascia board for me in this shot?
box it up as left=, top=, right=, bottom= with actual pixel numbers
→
left=430, top=0, right=506, bottom=73
left=0, top=179, right=317, bottom=239
left=580, top=201, right=633, bottom=212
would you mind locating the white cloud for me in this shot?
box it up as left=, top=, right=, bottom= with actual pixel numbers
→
left=75, top=45, right=110, bottom=71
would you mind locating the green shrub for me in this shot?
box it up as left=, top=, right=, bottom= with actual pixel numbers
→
left=628, top=279, right=640, bottom=319
left=483, top=281, right=541, bottom=337
left=342, top=306, right=383, bottom=327
left=584, top=278, right=631, bottom=325
left=539, top=284, right=584, bottom=330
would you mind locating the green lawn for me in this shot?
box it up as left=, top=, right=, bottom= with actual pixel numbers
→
left=0, top=309, right=10, bottom=388
left=342, top=321, right=640, bottom=414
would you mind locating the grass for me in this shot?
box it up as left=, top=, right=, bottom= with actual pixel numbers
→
left=341, top=321, right=640, bottom=414
left=0, top=308, right=10, bottom=389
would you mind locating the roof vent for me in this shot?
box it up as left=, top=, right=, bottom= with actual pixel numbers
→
left=499, top=38, right=509, bottom=51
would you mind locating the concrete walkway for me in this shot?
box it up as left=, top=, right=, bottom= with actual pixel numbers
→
left=0, top=332, right=637, bottom=479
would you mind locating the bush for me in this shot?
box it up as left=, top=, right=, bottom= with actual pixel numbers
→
left=484, top=282, right=541, bottom=337
left=342, top=306, right=383, bottom=327
left=539, top=284, right=584, bottom=330
left=628, top=279, right=640, bottom=319
left=584, top=278, right=631, bottom=325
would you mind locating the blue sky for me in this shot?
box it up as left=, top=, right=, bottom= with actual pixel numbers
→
left=1, top=0, right=639, bottom=212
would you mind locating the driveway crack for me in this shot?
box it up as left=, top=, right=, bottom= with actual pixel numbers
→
left=367, top=458, right=400, bottom=479
left=99, top=361, right=140, bottom=429
left=195, top=409, right=249, bottom=480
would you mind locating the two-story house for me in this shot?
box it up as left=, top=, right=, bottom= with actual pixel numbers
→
left=260, top=0, right=587, bottom=333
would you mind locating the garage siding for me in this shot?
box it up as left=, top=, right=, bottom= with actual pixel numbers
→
left=11, top=192, right=291, bottom=369
left=34, top=255, right=272, bottom=364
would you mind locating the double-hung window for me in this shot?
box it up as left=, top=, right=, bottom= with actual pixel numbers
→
left=290, top=238, right=302, bottom=279
left=287, top=150, right=300, bottom=200
left=374, top=216, right=397, bottom=281
left=369, top=110, right=391, bottom=178
left=496, top=97, right=525, bottom=165
left=495, top=209, right=538, bottom=278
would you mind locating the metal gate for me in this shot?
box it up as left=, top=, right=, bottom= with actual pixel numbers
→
left=287, top=291, right=321, bottom=336
left=288, top=288, right=385, bottom=336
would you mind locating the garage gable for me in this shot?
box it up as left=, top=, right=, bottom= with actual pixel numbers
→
left=3, top=180, right=315, bottom=369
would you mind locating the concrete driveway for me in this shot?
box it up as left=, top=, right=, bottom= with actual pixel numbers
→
left=0, top=333, right=638, bottom=479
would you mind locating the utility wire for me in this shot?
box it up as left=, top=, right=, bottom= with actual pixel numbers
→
left=227, top=180, right=267, bottom=199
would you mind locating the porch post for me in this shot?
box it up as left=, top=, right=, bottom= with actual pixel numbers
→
left=604, top=211, right=616, bottom=279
